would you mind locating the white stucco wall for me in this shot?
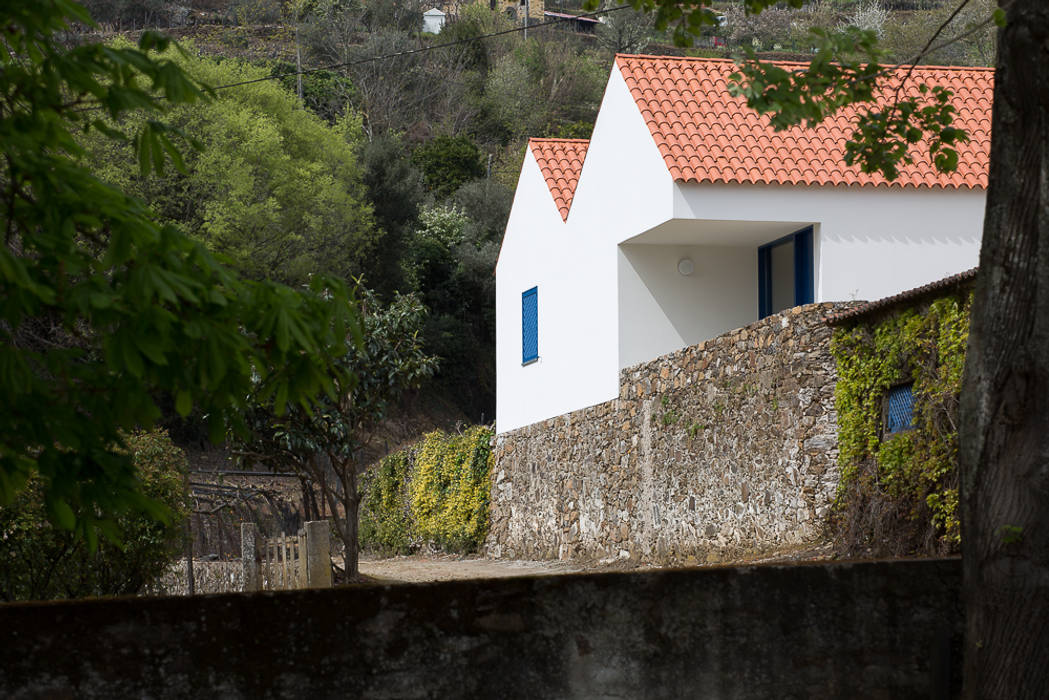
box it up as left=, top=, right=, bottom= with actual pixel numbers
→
left=496, top=151, right=585, bottom=433
left=495, top=65, right=674, bottom=433
left=673, top=182, right=985, bottom=303
left=618, top=244, right=755, bottom=369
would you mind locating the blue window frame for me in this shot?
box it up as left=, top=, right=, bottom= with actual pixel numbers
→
left=758, top=226, right=814, bottom=319
left=522, top=286, right=538, bottom=365
left=885, top=384, right=915, bottom=434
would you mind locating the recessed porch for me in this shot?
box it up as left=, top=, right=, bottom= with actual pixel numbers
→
left=617, top=218, right=816, bottom=369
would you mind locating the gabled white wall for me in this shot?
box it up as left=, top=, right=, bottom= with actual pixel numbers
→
left=495, top=63, right=675, bottom=433
left=496, top=150, right=577, bottom=433
left=673, top=182, right=985, bottom=303
left=568, top=65, right=676, bottom=245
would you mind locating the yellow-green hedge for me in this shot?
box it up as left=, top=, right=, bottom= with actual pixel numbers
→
left=359, top=425, right=493, bottom=554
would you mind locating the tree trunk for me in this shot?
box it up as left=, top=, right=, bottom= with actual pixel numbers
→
left=959, top=1, right=1049, bottom=697
left=341, top=462, right=360, bottom=580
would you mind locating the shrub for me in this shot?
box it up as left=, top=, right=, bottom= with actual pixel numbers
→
left=0, top=430, right=190, bottom=602
left=359, top=450, right=414, bottom=554
left=410, top=426, right=494, bottom=552
left=412, top=135, right=485, bottom=200
left=359, top=425, right=494, bottom=554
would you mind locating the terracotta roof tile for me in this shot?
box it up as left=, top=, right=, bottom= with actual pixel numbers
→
left=616, top=55, right=993, bottom=190
left=529, top=138, right=589, bottom=221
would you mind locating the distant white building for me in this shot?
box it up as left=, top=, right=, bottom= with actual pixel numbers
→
left=422, top=8, right=446, bottom=33
left=495, top=54, right=993, bottom=433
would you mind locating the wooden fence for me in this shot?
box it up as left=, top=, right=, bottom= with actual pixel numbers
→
left=241, top=521, right=332, bottom=591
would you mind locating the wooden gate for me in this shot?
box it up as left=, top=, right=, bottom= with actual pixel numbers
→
left=241, top=521, right=332, bottom=591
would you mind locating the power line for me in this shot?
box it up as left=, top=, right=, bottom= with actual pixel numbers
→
left=71, top=5, right=632, bottom=113
left=210, top=5, right=633, bottom=92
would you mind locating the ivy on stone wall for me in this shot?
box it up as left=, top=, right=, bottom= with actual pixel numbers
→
left=359, top=426, right=493, bottom=554
left=831, top=293, right=970, bottom=556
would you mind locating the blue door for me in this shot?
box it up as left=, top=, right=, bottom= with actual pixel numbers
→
left=758, top=226, right=814, bottom=318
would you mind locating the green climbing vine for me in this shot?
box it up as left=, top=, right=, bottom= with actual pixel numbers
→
left=359, top=425, right=493, bottom=554
left=831, top=292, right=970, bottom=555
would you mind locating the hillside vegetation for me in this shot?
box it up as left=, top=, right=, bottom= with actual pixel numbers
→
left=71, top=0, right=995, bottom=430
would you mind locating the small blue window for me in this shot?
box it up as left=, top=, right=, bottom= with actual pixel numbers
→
left=522, top=286, right=538, bottom=365
left=885, top=384, right=915, bottom=434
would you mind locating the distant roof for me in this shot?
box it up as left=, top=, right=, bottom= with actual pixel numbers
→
left=826, top=267, right=978, bottom=325
left=423, top=7, right=445, bottom=14
left=615, top=55, right=993, bottom=190
left=528, top=138, right=589, bottom=222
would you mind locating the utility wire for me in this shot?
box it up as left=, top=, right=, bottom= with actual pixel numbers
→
left=210, top=5, right=633, bottom=92
left=71, top=5, right=633, bottom=112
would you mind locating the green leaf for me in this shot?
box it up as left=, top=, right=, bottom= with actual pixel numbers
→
left=175, top=390, right=192, bottom=417
left=47, top=496, right=77, bottom=531
left=993, top=8, right=1007, bottom=28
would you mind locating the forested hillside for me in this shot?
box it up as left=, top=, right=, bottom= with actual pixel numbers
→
left=70, top=0, right=996, bottom=429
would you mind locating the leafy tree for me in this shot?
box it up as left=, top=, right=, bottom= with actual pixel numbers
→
left=721, top=2, right=797, bottom=51
left=453, top=178, right=514, bottom=244
left=303, top=16, right=475, bottom=139
left=270, top=61, right=357, bottom=124
left=413, top=134, right=487, bottom=200
left=80, top=0, right=175, bottom=29
left=437, top=4, right=510, bottom=74
left=600, top=0, right=1046, bottom=693
left=596, top=2, right=656, bottom=55
left=234, top=291, right=436, bottom=579
left=358, top=133, right=428, bottom=296
left=0, top=1, right=358, bottom=541
left=83, top=47, right=379, bottom=286
left=880, top=0, right=997, bottom=66
left=404, top=204, right=498, bottom=420
left=484, top=39, right=607, bottom=141
left=0, top=430, right=189, bottom=601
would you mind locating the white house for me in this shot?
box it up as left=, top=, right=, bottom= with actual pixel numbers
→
left=496, top=55, right=993, bottom=433
left=422, top=7, right=446, bottom=34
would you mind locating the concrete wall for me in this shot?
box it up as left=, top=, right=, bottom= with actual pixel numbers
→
left=0, top=559, right=962, bottom=699
left=618, top=243, right=756, bottom=369
left=488, top=303, right=856, bottom=564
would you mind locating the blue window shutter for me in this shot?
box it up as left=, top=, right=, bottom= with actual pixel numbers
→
left=886, top=384, right=915, bottom=434
left=522, top=287, right=538, bottom=364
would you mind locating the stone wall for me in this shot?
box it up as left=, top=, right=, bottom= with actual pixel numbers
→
left=0, top=559, right=962, bottom=699
left=149, top=561, right=245, bottom=596
left=488, top=302, right=861, bottom=563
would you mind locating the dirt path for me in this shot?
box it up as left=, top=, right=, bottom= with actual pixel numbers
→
left=356, top=544, right=837, bottom=584
left=358, top=554, right=586, bottom=583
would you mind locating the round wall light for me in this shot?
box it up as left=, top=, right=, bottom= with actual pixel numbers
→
left=677, top=257, right=694, bottom=276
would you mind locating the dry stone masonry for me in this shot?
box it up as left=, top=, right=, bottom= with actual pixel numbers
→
left=487, top=302, right=861, bottom=563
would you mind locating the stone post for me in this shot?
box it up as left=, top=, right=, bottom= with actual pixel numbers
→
left=304, top=520, right=332, bottom=588
left=241, top=522, right=260, bottom=592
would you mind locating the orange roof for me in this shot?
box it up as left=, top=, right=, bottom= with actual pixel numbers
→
left=616, top=54, right=992, bottom=189
left=529, top=138, right=589, bottom=221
